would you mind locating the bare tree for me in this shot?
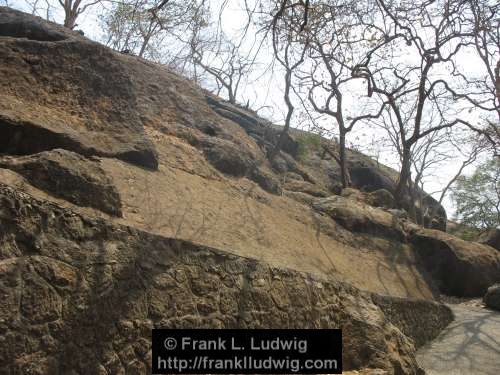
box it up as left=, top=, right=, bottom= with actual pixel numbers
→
left=304, top=0, right=386, bottom=187
left=57, top=0, right=102, bottom=29
left=467, top=0, right=500, bottom=120
left=102, top=0, right=207, bottom=59
left=190, top=33, right=252, bottom=104
left=362, top=0, right=499, bottom=209
left=267, top=0, right=310, bottom=157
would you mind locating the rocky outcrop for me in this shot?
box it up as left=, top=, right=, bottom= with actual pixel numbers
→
left=478, top=227, right=500, bottom=251
left=198, top=136, right=257, bottom=177
left=342, top=187, right=396, bottom=209
left=190, top=52, right=445, bottom=232
left=0, top=8, right=472, bottom=375
left=205, top=95, right=299, bottom=157
left=283, top=137, right=447, bottom=230
left=410, top=229, right=500, bottom=297
left=0, top=9, right=158, bottom=170
left=283, top=179, right=329, bottom=197
left=0, top=183, right=430, bottom=375
left=347, top=155, right=446, bottom=231
left=313, top=195, right=406, bottom=241
left=0, top=5, right=67, bottom=40
left=483, top=284, right=500, bottom=311
left=0, top=149, right=122, bottom=216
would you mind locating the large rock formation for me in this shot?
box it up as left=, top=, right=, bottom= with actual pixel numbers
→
left=0, top=7, right=498, bottom=375
left=0, top=11, right=158, bottom=170
left=410, top=228, right=500, bottom=297
left=0, top=183, right=435, bottom=375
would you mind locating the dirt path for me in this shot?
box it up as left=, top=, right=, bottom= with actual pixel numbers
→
left=417, top=304, right=500, bottom=375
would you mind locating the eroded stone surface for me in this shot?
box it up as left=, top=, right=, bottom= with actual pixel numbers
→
left=0, top=149, right=122, bottom=216
left=0, top=183, right=437, bottom=375
left=479, top=227, right=500, bottom=252
left=372, top=295, right=453, bottom=348
left=410, top=229, right=500, bottom=297
left=313, top=195, right=406, bottom=241
left=0, top=7, right=159, bottom=169
left=484, top=284, right=500, bottom=311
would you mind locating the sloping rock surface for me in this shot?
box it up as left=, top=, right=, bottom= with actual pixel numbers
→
left=313, top=195, right=406, bottom=241
left=0, top=9, right=158, bottom=169
left=0, top=183, right=427, bottom=375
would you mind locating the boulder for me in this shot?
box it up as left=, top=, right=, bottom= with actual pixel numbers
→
left=483, top=284, right=500, bottom=311
left=249, top=167, right=282, bottom=194
left=341, top=187, right=395, bottom=209
left=369, top=189, right=396, bottom=209
left=198, top=137, right=256, bottom=177
left=478, top=227, right=500, bottom=251
left=349, top=163, right=395, bottom=193
left=0, top=149, right=122, bottom=216
left=410, top=228, right=500, bottom=297
left=347, top=154, right=446, bottom=231
left=283, top=179, right=329, bottom=197
left=312, top=195, right=406, bottom=241
left=0, top=5, right=67, bottom=41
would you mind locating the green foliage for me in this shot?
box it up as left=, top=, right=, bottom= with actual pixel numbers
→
left=296, top=132, right=322, bottom=160
left=451, top=157, right=500, bottom=230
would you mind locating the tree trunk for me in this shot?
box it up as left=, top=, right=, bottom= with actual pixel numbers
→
left=228, top=89, right=236, bottom=104
left=495, top=59, right=500, bottom=120
left=139, top=32, right=153, bottom=58
left=64, top=10, right=78, bottom=29
left=395, top=145, right=412, bottom=208
left=339, top=129, right=350, bottom=188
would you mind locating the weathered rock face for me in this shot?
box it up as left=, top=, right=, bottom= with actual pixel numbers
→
left=274, top=134, right=448, bottom=230
left=372, top=295, right=453, bottom=348
left=206, top=95, right=299, bottom=157
left=0, top=149, right=122, bottom=216
left=478, top=227, right=500, bottom=252
left=0, top=7, right=485, bottom=375
left=0, top=9, right=158, bottom=170
left=483, top=284, right=500, bottom=311
left=342, top=187, right=396, bottom=209
left=0, top=184, right=429, bottom=375
left=313, top=195, right=406, bottom=241
left=410, top=229, right=500, bottom=297
left=283, top=178, right=329, bottom=197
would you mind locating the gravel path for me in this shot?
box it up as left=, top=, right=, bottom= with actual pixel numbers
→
left=417, top=304, right=500, bottom=375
